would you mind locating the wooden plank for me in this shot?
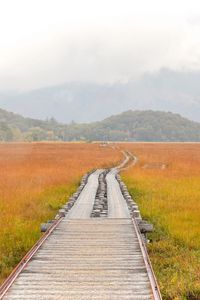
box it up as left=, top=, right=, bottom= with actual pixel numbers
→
left=1, top=163, right=160, bottom=300
left=3, top=219, right=153, bottom=300
left=67, top=170, right=104, bottom=219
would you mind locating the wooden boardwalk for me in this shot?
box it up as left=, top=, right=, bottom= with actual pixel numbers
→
left=0, top=161, right=162, bottom=299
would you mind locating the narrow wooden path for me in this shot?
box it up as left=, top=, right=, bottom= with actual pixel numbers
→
left=0, top=153, right=162, bottom=300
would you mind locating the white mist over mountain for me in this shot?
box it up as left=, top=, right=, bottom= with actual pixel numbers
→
left=0, top=69, right=200, bottom=123
left=0, top=0, right=200, bottom=122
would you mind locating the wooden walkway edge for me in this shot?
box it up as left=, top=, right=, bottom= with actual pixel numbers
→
left=0, top=152, right=162, bottom=300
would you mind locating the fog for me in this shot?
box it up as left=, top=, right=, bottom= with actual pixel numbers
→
left=0, top=0, right=200, bottom=122
left=1, top=0, right=200, bottom=90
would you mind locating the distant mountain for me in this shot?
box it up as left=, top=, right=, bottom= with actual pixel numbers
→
left=0, top=108, right=60, bottom=141
left=0, top=108, right=200, bottom=142
left=96, top=110, right=200, bottom=141
left=0, top=69, right=200, bottom=123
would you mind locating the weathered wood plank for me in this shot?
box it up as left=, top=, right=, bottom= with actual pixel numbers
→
left=2, top=166, right=159, bottom=300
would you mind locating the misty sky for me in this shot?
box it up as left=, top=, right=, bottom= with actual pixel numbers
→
left=1, top=0, right=200, bottom=90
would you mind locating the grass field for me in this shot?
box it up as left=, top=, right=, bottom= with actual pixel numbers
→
left=1, top=142, right=199, bottom=299
left=0, top=142, right=121, bottom=284
left=121, top=143, right=200, bottom=300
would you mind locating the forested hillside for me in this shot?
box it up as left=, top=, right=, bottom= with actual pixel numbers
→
left=1, top=108, right=200, bottom=142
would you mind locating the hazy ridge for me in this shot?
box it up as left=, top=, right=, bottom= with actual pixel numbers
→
left=0, top=108, right=200, bottom=142
left=0, top=69, right=200, bottom=123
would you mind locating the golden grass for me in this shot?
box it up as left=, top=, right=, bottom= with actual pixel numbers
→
left=121, top=143, right=200, bottom=300
left=0, top=142, right=121, bottom=283
left=1, top=141, right=199, bottom=299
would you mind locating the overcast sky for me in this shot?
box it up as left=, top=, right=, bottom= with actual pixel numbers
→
left=1, top=0, right=200, bottom=90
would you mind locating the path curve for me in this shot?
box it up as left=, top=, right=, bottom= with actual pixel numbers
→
left=0, top=150, right=162, bottom=300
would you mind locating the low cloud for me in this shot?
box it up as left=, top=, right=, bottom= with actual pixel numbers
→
left=0, top=0, right=200, bottom=90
